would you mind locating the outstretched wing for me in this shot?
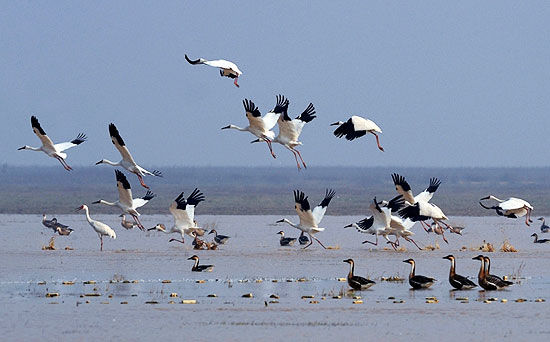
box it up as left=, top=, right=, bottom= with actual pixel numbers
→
left=31, top=116, right=55, bottom=150
left=311, top=189, right=336, bottom=225
left=391, top=173, right=415, bottom=204
left=414, top=177, right=441, bottom=203
left=333, top=118, right=366, bottom=141
left=132, top=190, right=156, bottom=209
left=386, top=195, right=406, bottom=213
left=184, top=188, right=205, bottom=223
left=55, top=133, right=87, bottom=152
left=355, top=216, right=374, bottom=233
left=115, top=170, right=133, bottom=208
left=109, top=123, right=136, bottom=164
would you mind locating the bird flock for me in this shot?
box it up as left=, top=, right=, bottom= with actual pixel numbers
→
left=21, top=54, right=547, bottom=282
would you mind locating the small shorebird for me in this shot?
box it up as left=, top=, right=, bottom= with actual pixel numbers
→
left=76, top=204, right=116, bottom=251
left=208, top=229, right=230, bottom=244
left=185, top=54, right=242, bottom=87
left=479, top=195, right=533, bottom=226
left=277, top=231, right=297, bottom=246
left=442, top=255, right=476, bottom=290
left=537, top=217, right=550, bottom=233
left=343, top=259, right=375, bottom=290
left=403, top=259, right=436, bottom=289
left=95, top=123, right=162, bottom=189
left=331, top=116, right=384, bottom=151
left=187, top=255, right=214, bottom=272
left=18, top=116, right=86, bottom=171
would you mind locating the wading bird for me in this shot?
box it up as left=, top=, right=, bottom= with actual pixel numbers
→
left=343, top=259, right=376, bottom=290
left=209, top=229, right=230, bottom=244
left=222, top=97, right=284, bottom=159
left=442, top=255, right=476, bottom=290
left=18, top=116, right=86, bottom=171
left=148, top=189, right=205, bottom=244
left=403, top=258, right=436, bottom=289
left=95, top=123, right=162, bottom=189
left=187, top=255, right=214, bottom=272
left=276, top=231, right=297, bottom=246
left=472, top=255, right=513, bottom=290
left=76, top=204, right=116, bottom=251
left=252, top=95, right=316, bottom=170
left=185, top=54, right=242, bottom=87
left=479, top=195, right=533, bottom=226
left=331, top=116, right=384, bottom=151
left=399, top=201, right=452, bottom=235
left=92, top=170, right=155, bottom=229
left=276, top=189, right=336, bottom=249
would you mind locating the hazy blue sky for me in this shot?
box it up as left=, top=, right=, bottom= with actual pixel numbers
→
left=1, top=1, right=549, bottom=168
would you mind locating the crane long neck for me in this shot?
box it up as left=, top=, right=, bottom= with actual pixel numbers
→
left=283, top=219, right=300, bottom=229
left=99, top=200, right=117, bottom=207
left=82, top=207, right=92, bottom=224
left=100, top=159, right=120, bottom=166
left=25, top=146, right=42, bottom=151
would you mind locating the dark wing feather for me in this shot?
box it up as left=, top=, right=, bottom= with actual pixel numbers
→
left=109, top=123, right=125, bottom=146
left=186, top=188, right=205, bottom=206
left=115, top=170, right=131, bottom=189
left=273, top=94, right=289, bottom=116
left=141, top=191, right=156, bottom=201
left=296, top=103, right=316, bottom=123
left=426, top=177, right=441, bottom=194
left=319, top=189, right=335, bottom=208
left=357, top=216, right=374, bottom=230
left=293, top=190, right=311, bottom=211
left=454, top=274, right=476, bottom=287
left=71, top=133, right=87, bottom=145
left=333, top=118, right=365, bottom=140
left=386, top=195, right=405, bottom=212
left=31, top=116, right=46, bottom=135
left=243, top=99, right=261, bottom=117
left=392, top=173, right=411, bottom=192
left=398, top=203, right=421, bottom=220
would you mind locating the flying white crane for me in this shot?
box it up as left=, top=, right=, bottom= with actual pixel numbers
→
left=18, top=116, right=86, bottom=171
left=222, top=97, right=283, bottom=159
left=252, top=95, right=316, bottom=170
left=479, top=195, right=533, bottom=226
left=92, top=170, right=155, bottom=230
left=95, top=123, right=162, bottom=189
left=76, top=204, right=116, bottom=251
left=276, top=189, right=335, bottom=249
left=330, top=116, right=384, bottom=151
left=398, top=200, right=452, bottom=233
left=147, top=189, right=205, bottom=244
left=185, top=54, right=242, bottom=87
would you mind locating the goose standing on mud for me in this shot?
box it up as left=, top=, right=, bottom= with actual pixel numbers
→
left=403, top=259, right=436, bottom=289
left=148, top=189, right=205, bottom=244
left=537, top=217, right=550, bottom=233
left=442, top=255, right=476, bottom=290
left=18, top=116, right=86, bottom=171
left=187, top=255, right=214, bottom=272
left=185, top=54, right=242, bottom=87
left=93, top=170, right=155, bottom=230
left=531, top=233, right=550, bottom=244
left=331, top=116, right=384, bottom=151
left=95, top=123, right=162, bottom=189
left=76, top=204, right=116, bottom=251
left=252, top=95, right=316, bottom=170
left=479, top=195, right=533, bottom=226
left=276, top=189, right=336, bottom=249
left=222, top=97, right=284, bottom=159
left=343, top=259, right=376, bottom=290
left=276, top=231, right=297, bottom=246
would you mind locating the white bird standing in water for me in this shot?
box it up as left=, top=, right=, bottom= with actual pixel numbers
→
left=95, top=123, right=162, bottom=189
left=331, top=116, right=384, bottom=151
left=185, top=54, right=242, bottom=87
left=276, top=189, right=336, bottom=249
left=18, top=116, right=86, bottom=171
left=76, top=204, right=116, bottom=251
left=222, top=97, right=284, bottom=159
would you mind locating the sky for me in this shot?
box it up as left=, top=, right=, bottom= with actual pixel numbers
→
left=1, top=1, right=549, bottom=168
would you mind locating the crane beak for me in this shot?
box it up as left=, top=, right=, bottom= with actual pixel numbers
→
left=479, top=196, right=490, bottom=201
left=92, top=200, right=100, bottom=204
left=250, top=139, right=260, bottom=144
left=329, top=122, right=340, bottom=126
left=17, top=146, right=26, bottom=150
left=221, top=125, right=231, bottom=130
left=95, top=160, right=103, bottom=165
left=276, top=219, right=285, bottom=223
left=344, top=224, right=353, bottom=228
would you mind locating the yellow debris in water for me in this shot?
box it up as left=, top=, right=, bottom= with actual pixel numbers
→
left=297, top=278, right=307, bottom=282
left=162, top=280, right=171, bottom=283
left=62, top=281, right=74, bottom=285
left=255, top=279, right=263, bottom=283
left=181, top=299, right=197, bottom=304
left=100, top=302, right=109, bottom=304
left=108, top=295, right=113, bottom=298
left=132, top=280, right=139, bottom=284
left=168, top=301, right=175, bottom=304
left=242, top=293, right=253, bottom=298
left=83, top=281, right=96, bottom=285
left=332, top=295, right=342, bottom=299
left=326, top=245, right=340, bottom=250
left=309, top=300, right=319, bottom=304
left=207, top=294, right=217, bottom=298
left=196, top=280, right=206, bottom=284
left=170, top=293, right=178, bottom=297
left=535, top=298, right=545, bottom=302
left=145, top=301, right=159, bottom=304
left=272, top=279, right=278, bottom=282
left=84, top=293, right=101, bottom=297
left=393, top=300, right=405, bottom=304
left=425, top=299, right=438, bottom=304
left=353, top=295, right=361, bottom=300
left=270, top=294, right=280, bottom=299
left=425, top=296, right=437, bottom=301
left=38, top=281, right=46, bottom=285
left=501, top=299, right=508, bottom=303
left=120, top=301, right=128, bottom=304
left=353, top=300, right=363, bottom=304
left=515, top=298, right=527, bottom=303
left=487, top=297, right=498, bottom=301
left=269, top=300, right=279, bottom=304
left=321, top=297, right=326, bottom=300
left=301, top=295, right=314, bottom=299
left=45, top=293, right=59, bottom=297
left=456, top=297, right=468, bottom=301
left=122, top=280, right=130, bottom=283
left=483, top=300, right=491, bottom=303
left=48, top=302, right=59, bottom=304
left=337, top=278, right=346, bottom=282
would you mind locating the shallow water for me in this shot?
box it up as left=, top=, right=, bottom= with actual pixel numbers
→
left=0, top=214, right=549, bottom=341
